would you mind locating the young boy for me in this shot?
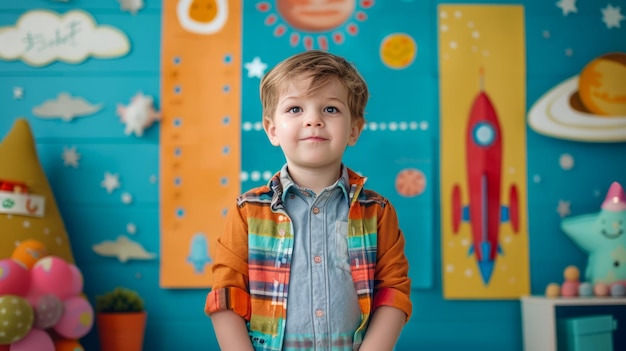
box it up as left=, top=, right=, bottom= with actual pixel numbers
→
left=205, top=50, right=412, bottom=351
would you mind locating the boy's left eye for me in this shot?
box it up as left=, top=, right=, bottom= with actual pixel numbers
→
left=324, top=106, right=338, bottom=113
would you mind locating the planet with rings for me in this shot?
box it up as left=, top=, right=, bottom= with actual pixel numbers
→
left=527, top=52, right=626, bottom=142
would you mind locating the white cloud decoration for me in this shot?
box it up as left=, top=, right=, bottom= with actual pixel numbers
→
left=33, top=92, right=102, bottom=121
left=0, top=10, right=130, bottom=67
left=92, top=235, right=156, bottom=263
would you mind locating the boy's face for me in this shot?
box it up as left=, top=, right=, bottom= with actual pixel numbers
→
left=264, top=76, right=361, bottom=172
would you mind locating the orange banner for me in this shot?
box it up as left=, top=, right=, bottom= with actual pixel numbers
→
left=160, top=0, right=241, bottom=288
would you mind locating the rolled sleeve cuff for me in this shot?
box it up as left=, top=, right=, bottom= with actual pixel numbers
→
left=205, top=287, right=251, bottom=321
left=372, top=287, right=412, bottom=322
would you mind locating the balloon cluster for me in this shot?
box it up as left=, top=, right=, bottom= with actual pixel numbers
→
left=0, top=240, right=93, bottom=351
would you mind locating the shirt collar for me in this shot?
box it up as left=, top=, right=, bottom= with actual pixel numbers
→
left=279, top=164, right=350, bottom=202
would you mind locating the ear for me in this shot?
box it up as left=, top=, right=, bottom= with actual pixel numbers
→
left=347, top=121, right=362, bottom=146
left=264, top=117, right=280, bottom=146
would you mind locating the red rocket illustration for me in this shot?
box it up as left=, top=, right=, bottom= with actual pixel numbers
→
left=451, top=69, right=519, bottom=285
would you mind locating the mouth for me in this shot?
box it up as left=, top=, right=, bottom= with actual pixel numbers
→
left=303, top=136, right=327, bottom=142
left=602, top=229, right=623, bottom=239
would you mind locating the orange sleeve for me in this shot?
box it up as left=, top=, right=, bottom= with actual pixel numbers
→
left=204, top=200, right=251, bottom=320
left=372, top=199, right=413, bottom=322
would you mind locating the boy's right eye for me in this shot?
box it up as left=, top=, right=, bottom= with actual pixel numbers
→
left=287, top=106, right=302, bottom=113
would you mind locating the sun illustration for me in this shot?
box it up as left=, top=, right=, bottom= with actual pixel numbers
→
left=256, top=0, right=374, bottom=51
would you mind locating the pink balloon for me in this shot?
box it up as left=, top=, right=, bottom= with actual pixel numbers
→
left=68, top=264, right=84, bottom=297
left=0, top=259, right=30, bottom=296
left=53, top=296, right=94, bottom=339
left=32, top=294, right=64, bottom=330
left=8, top=329, right=54, bottom=351
left=30, top=256, right=73, bottom=300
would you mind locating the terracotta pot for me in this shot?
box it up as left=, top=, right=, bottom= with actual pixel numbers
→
left=96, top=311, right=146, bottom=351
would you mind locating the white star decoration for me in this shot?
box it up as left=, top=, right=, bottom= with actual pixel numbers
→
left=118, top=0, right=144, bottom=15
left=127, top=223, right=137, bottom=234
left=117, top=92, right=161, bottom=137
left=13, top=87, right=24, bottom=100
left=602, top=4, right=625, bottom=29
left=557, top=200, right=571, bottom=217
left=245, top=57, right=268, bottom=79
left=121, top=192, right=133, bottom=204
left=101, top=172, right=121, bottom=194
left=556, top=0, right=577, bottom=16
left=61, top=146, right=81, bottom=168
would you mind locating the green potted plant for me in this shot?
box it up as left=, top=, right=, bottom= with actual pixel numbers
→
left=95, top=287, right=146, bottom=351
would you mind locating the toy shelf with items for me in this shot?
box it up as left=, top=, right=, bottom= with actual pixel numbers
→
left=521, top=295, right=626, bottom=351
left=521, top=261, right=626, bottom=351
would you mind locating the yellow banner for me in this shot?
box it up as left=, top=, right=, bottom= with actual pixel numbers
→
left=439, top=4, right=529, bottom=299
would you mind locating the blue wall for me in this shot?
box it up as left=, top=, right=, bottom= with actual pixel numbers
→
left=1, top=1, right=626, bottom=350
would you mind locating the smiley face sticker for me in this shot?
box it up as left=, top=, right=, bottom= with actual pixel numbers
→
left=380, top=33, right=417, bottom=70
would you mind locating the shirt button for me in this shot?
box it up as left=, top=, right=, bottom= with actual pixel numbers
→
left=313, top=255, right=322, bottom=263
left=315, top=309, right=324, bottom=317
left=312, top=207, right=320, bottom=214
left=290, top=194, right=295, bottom=199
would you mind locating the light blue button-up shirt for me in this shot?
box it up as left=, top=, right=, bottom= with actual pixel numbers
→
left=280, top=165, right=361, bottom=351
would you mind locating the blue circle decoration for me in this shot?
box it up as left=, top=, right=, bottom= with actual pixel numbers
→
left=472, top=122, right=496, bottom=147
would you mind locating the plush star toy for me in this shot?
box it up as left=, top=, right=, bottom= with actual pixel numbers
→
left=561, top=182, right=626, bottom=286
left=116, top=92, right=160, bottom=137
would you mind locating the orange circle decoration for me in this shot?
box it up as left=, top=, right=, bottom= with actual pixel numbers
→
left=11, top=239, right=47, bottom=269
left=380, top=33, right=417, bottom=70
left=395, top=168, right=426, bottom=197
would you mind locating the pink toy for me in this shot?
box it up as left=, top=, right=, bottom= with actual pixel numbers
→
left=53, top=296, right=94, bottom=339
left=561, top=281, right=579, bottom=297
left=561, top=265, right=580, bottom=297
left=29, top=256, right=74, bottom=301
left=594, top=282, right=610, bottom=296
left=8, top=328, right=54, bottom=351
left=68, top=264, right=84, bottom=297
left=0, top=258, right=30, bottom=296
left=31, top=294, right=63, bottom=329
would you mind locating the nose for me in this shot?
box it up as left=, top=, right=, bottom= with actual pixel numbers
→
left=304, top=111, right=324, bottom=127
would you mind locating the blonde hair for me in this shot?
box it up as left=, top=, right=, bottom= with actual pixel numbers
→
left=260, top=50, right=369, bottom=129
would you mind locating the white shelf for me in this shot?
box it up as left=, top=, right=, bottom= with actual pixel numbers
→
left=520, top=295, right=626, bottom=351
